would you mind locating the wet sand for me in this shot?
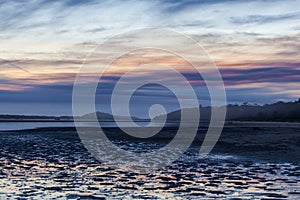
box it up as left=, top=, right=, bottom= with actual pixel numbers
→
left=0, top=124, right=299, bottom=199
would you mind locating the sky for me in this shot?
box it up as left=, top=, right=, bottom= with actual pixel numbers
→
left=0, top=0, right=300, bottom=117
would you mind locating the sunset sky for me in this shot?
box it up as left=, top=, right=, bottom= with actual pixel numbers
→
left=0, top=0, right=299, bottom=116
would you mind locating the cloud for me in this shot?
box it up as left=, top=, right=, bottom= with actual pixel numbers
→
left=0, top=58, right=31, bottom=73
left=220, top=66, right=300, bottom=85
left=86, top=27, right=106, bottom=33
left=231, top=12, right=300, bottom=25
left=162, top=0, right=237, bottom=13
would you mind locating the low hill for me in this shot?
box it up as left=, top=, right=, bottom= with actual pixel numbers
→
left=154, top=99, right=300, bottom=122
left=80, top=112, right=146, bottom=121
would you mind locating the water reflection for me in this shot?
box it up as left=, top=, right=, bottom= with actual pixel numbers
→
left=0, top=121, right=172, bottom=131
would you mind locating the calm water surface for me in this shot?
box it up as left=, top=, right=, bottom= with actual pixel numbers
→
left=0, top=121, right=170, bottom=131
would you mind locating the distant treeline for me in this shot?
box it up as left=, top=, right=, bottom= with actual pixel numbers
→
left=154, top=99, right=300, bottom=122
left=1, top=99, right=299, bottom=122
left=227, top=99, right=300, bottom=122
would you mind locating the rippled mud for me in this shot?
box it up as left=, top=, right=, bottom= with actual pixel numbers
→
left=0, top=127, right=299, bottom=199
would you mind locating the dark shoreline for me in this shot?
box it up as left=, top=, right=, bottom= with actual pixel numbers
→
left=1, top=124, right=299, bottom=163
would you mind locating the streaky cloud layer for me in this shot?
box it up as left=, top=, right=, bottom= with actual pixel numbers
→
left=0, top=0, right=299, bottom=115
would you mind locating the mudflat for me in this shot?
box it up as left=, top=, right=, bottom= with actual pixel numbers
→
left=0, top=123, right=299, bottom=199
